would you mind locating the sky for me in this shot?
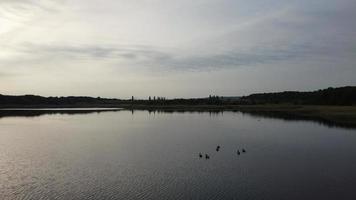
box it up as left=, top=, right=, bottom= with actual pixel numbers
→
left=0, top=0, right=355, bottom=98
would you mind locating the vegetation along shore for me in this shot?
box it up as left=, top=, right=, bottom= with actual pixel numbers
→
left=1, top=86, right=356, bottom=126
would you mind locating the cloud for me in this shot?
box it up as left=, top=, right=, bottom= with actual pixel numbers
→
left=0, top=0, right=61, bottom=11
left=11, top=43, right=171, bottom=63
left=0, top=71, right=18, bottom=78
left=1, top=0, right=356, bottom=97
left=2, top=0, right=355, bottom=71
left=0, top=1, right=57, bottom=22
left=2, top=41, right=327, bottom=72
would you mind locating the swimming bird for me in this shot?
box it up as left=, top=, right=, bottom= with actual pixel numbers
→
left=199, top=153, right=203, bottom=158
left=205, top=154, right=210, bottom=159
left=237, top=150, right=240, bottom=155
left=242, top=149, right=246, bottom=153
left=216, top=145, right=220, bottom=151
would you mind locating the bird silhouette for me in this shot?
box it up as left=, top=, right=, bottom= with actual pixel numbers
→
left=242, top=149, right=246, bottom=153
left=237, top=150, right=240, bottom=155
left=216, top=145, right=220, bottom=151
left=205, top=154, right=210, bottom=159
left=199, top=153, right=203, bottom=158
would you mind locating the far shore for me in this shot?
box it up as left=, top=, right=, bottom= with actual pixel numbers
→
left=1, top=104, right=356, bottom=127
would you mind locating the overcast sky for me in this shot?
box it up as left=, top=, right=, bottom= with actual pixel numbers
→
left=0, top=0, right=355, bottom=98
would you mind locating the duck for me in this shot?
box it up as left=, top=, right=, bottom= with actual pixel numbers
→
left=205, top=154, right=210, bottom=159
left=242, top=149, right=246, bottom=153
left=237, top=150, right=240, bottom=155
left=216, top=145, right=220, bottom=151
left=199, top=153, right=203, bottom=158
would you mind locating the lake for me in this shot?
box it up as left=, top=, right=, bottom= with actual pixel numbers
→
left=1, top=109, right=356, bottom=200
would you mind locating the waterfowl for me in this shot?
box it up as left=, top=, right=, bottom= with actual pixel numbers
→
left=205, top=154, right=210, bottom=159
left=216, top=145, right=220, bottom=151
left=237, top=150, right=240, bottom=155
left=199, top=153, right=203, bottom=158
left=242, top=149, right=246, bottom=153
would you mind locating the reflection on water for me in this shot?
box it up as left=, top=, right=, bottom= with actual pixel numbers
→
left=0, top=108, right=122, bottom=119
left=239, top=111, right=356, bottom=130
left=1, top=108, right=354, bottom=129
left=1, top=110, right=356, bottom=200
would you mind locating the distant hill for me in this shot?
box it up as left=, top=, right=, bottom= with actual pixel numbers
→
left=240, top=86, right=356, bottom=106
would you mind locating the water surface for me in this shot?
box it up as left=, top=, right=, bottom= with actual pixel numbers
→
left=1, top=110, right=356, bottom=200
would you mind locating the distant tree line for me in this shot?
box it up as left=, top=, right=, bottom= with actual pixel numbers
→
left=0, top=86, right=355, bottom=107
left=128, top=95, right=223, bottom=105
left=0, top=95, right=124, bottom=107
left=240, top=86, right=356, bottom=106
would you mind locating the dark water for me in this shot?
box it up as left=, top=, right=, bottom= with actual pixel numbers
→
left=1, top=110, right=356, bottom=200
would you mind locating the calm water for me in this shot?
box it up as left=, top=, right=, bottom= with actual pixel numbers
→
left=1, top=110, right=356, bottom=200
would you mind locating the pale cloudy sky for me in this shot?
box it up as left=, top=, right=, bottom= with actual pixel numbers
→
left=0, top=0, right=355, bottom=98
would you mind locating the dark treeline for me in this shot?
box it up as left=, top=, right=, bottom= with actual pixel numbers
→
left=0, top=86, right=355, bottom=107
left=0, top=94, right=232, bottom=107
left=240, top=86, right=356, bottom=106
left=0, top=95, right=124, bottom=107
left=132, top=95, right=227, bottom=105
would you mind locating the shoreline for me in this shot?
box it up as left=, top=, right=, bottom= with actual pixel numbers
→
left=1, top=104, right=356, bottom=127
